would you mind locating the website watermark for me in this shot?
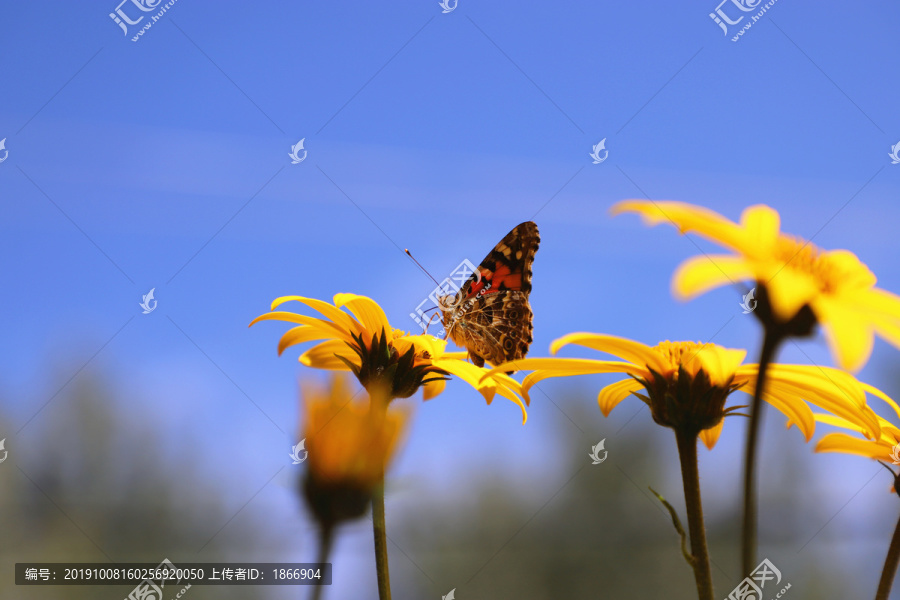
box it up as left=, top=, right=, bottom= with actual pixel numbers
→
left=290, top=439, right=308, bottom=465
left=109, top=0, right=181, bottom=42
left=725, top=558, right=790, bottom=600
left=411, top=259, right=484, bottom=337
left=124, top=558, right=191, bottom=600
left=289, top=139, right=307, bottom=164
left=589, top=138, right=608, bottom=164
left=140, top=288, right=157, bottom=314
left=740, top=287, right=757, bottom=314
left=589, top=439, right=608, bottom=464
left=709, top=0, right=779, bottom=42
left=889, top=141, right=900, bottom=165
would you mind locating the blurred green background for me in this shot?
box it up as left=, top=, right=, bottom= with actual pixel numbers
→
left=4, top=362, right=894, bottom=599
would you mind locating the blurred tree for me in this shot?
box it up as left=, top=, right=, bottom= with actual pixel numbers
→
left=0, top=370, right=281, bottom=600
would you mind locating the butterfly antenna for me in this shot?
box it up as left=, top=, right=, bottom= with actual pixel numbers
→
left=405, top=249, right=441, bottom=287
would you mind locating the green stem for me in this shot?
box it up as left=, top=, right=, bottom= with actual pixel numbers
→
left=875, top=510, right=900, bottom=600
left=373, top=479, right=392, bottom=600
left=741, top=329, right=783, bottom=576
left=676, top=428, right=714, bottom=600
left=310, top=524, right=334, bottom=600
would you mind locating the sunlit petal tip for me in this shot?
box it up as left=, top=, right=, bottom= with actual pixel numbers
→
left=333, top=293, right=393, bottom=342
left=422, top=378, right=446, bottom=401
left=271, top=295, right=304, bottom=311
left=814, top=432, right=886, bottom=460
left=549, top=332, right=599, bottom=355
left=597, top=379, right=642, bottom=418
left=671, top=255, right=755, bottom=302
left=608, top=200, right=663, bottom=221
left=699, top=420, right=724, bottom=450
left=740, top=204, right=781, bottom=231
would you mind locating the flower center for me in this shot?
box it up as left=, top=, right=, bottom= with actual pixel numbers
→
left=653, top=341, right=705, bottom=374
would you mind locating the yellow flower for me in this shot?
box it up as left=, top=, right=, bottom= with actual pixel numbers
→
left=814, top=383, right=900, bottom=463
left=611, top=201, right=900, bottom=372
left=250, top=293, right=528, bottom=422
left=301, top=375, right=407, bottom=525
left=482, top=333, right=881, bottom=449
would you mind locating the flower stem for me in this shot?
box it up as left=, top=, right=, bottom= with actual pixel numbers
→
left=876, top=510, right=900, bottom=600
left=741, top=328, right=783, bottom=576
left=676, top=429, right=714, bottom=600
left=373, top=479, right=392, bottom=600
left=311, top=524, right=334, bottom=600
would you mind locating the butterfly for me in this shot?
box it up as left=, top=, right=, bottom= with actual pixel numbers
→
left=438, top=221, right=540, bottom=369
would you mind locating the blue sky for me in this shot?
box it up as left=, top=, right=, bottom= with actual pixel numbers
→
left=3, top=0, right=900, bottom=597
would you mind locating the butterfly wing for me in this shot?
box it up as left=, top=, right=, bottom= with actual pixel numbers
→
left=441, top=221, right=539, bottom=368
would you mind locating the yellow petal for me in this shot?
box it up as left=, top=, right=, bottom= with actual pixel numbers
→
left=550, top=334, right=669, bottom=374
left=764, top=269, right=820, bottom=323
left=739, top=205, right=782, bottom=255
left=861, top=288, right=900, bottom=318
left=862, top=383, right=900, bottom=422
left=250, top=311, right=344, bottom=336
left=757, top=389, right=816, bottom=441
left=870, top=314, right=900, bottom=354
left=482, top=357, right=635, bottom=380
left=824, top=249, right=877, bottom=289
left=393, top=334, right=447, bottom=358
left=815, top=297, right=875, bottom=372
left=813, top=412, right=863, bottom=432
left=672, top=254, right=755, bottom=300
left=271, top=296, right=363, bottom=339
left=300, top=340, right=357, bottom=370
left=761, top=369, right=879, bottom=439
left=492, top=384, right=528, bottom=424
left=277, top=325, right=335, bottom=356
left=611, top=200, right=742, bottom=240
left=597, top=378, right=644, bottom=417
left=422, top=377, right=446, bottom=401
left=435, top=358, right=528, bottom=423
left=815, top=433, right=887, bottom=460
left=693, top=345, right=747, bottom=387
left=699, top=420, right=724, bottom=450
left=333, top=294, right=393, bottom=343
left=479, top=358, right=646, bottom=395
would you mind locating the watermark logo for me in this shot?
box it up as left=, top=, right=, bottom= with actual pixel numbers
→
left=109, top=0, right=160, bottom=35
left=710, top=0, right=777, bottom=42
left=589, top=138, right=608, bottom=164
left=110, top=0, right=180, bottom=42
left=290, top=439, right=308, bottom=464
left=0, top=138, right=8, bottom=164
left=126, top=558, right=191, bottom=600
left=889, top=142, right=900, bottom=165
left=439, top=0, right=457, bottom=13
left=589, top=439, right=608, bottom=464
left=411, top=259, right=482, bottom=337
left=891, top=443, right=900, bottom=465
left=442, top=589, right=456, bottom=600
left=140, top=288, right=157, bottom=314
left=0, top=439, right=7, bottom=464
left=289, top=139, right=307, bottom=164
left=740, top=288, right=757, bottom=314
left=726, top=558, right=790, bottom=600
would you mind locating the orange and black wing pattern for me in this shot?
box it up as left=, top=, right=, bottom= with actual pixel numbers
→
left=440, top=221, right=540, bottom=369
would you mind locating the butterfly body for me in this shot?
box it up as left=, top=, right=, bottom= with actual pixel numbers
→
left=439, top=221, right=539, bottom=369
